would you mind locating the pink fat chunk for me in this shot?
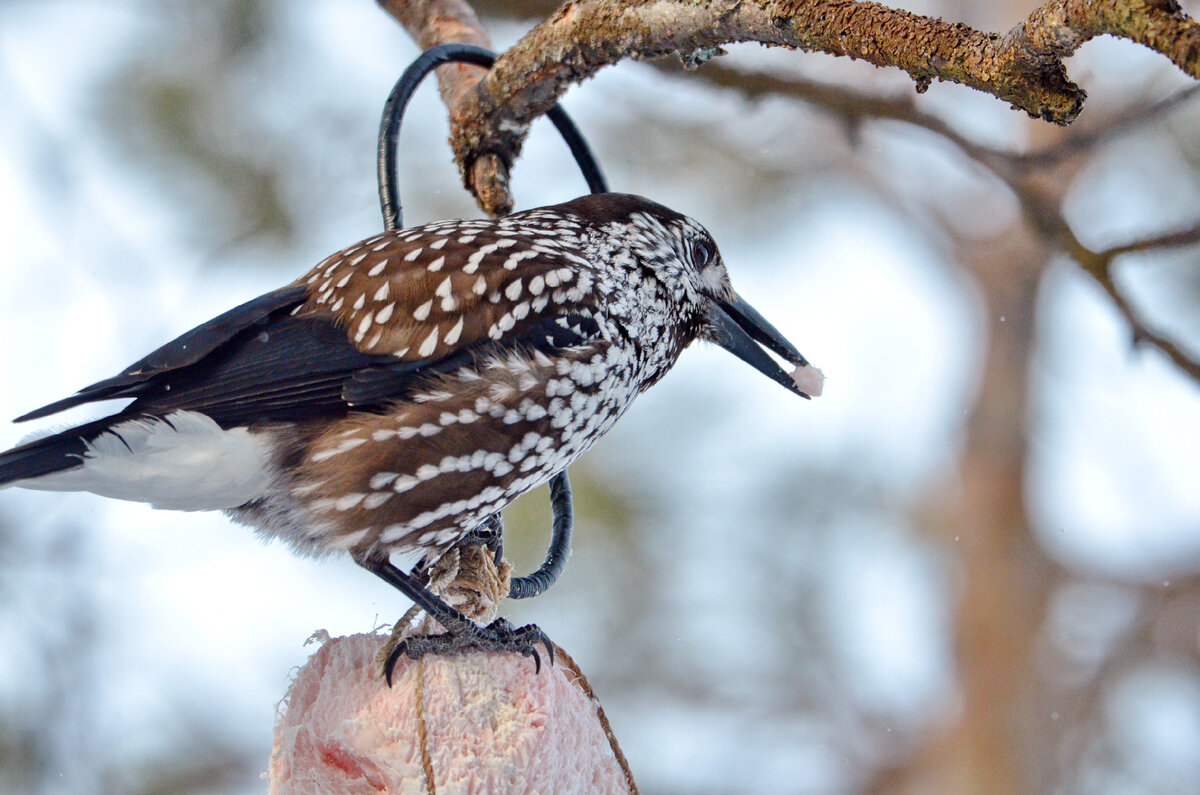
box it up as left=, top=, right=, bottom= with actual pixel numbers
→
left=269, top=633, right=632, bottom=794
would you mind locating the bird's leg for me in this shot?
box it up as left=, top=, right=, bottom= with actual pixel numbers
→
left=353, top=551, right=553, bottom=685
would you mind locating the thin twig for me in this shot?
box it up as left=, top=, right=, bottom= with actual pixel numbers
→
left=1066, top=226, right=1200, bottom=380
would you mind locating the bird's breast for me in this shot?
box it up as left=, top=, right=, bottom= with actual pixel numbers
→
left=280, top=340, right=641, bottom=557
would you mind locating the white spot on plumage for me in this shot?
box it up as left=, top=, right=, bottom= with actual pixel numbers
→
left=374, top=282, right=390, bottom=301
left=419, top=327, right=439, bottom=357
left=473, top=276, right=487, bottom=295
left=353, top=294, right=366, bottom=310
left=368, top=259, right=389, bottom=277
left=349, top=252, right=370, bottom=266
left=444, top=316, right=464, bottom=345
left=429, top=238, right=448, bottom=250
left=380, top=524, right=408, bottom=543
left=392, top=475, right=419, bottom=493
left=505, top=279, right=523, bottom=300
left=376, top=303, right=395, bottom=323
left=427, top=256, right=446, bottom=272
left=336, top=493, right=365, bottom=511
left=311, top=437, right=366, bottom=463
left=356, top=313, right=373, bottom=340
left=370, top=472, right=398, bottom=489
left=413, top=300, right=433, bottom=321
left=336, top=273, right=352, bottom=288
left=363, top=493, right=392, bottom=510
left=435, top=276, right=453, bottom=298
left=405, top=247, right=424, bottom=262
left=502, top=249, right=537, bottom=270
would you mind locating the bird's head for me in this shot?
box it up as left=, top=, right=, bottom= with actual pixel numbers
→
left=557, top=193, right=824, bottom=399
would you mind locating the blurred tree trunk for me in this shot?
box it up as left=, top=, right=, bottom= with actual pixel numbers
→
left=872, top=225, right=1057, bottom=794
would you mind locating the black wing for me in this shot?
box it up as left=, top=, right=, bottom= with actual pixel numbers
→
left=16, top=285, right=309, bottom=421
left=15, top=279, right=602, bottom=429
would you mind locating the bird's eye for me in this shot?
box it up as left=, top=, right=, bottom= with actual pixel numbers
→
left=691, top=237, right=715, bottom=266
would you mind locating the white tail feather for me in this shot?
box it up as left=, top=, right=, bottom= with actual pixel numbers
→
left=15, top=411, right=272, bottom=511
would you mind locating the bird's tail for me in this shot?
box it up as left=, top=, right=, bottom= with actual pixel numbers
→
left=1, top=411, right=274, bottom=511
left=0, top=419, right=111, bottom=488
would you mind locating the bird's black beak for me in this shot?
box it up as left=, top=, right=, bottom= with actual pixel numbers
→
left=705, top=294, right=819, bottom=399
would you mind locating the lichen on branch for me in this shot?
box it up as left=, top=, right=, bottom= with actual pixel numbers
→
left=379, top=0, right=1200, bottom=217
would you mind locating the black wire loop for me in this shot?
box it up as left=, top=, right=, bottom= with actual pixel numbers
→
left=377, top=42, right=606, bottom=599
left=377, top=42, right=607, bottom=233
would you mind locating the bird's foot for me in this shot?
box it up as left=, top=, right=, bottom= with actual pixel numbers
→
left=382, top=617, right=554, bottom=685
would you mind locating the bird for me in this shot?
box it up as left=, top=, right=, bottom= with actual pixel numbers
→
left=0, top=192, right=822, bottom=670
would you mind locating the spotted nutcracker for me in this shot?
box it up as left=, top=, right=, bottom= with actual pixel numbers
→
left=0, top=192, right=823, bottom=667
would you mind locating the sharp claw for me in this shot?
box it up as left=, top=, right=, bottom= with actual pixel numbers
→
left=385, top=643, right=405, bottom=687
left=378, top=620, right=553, bottom=679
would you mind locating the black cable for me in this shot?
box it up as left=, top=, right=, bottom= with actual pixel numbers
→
left=376, top=42, right=606, bottom=600
left=507, top=470, right=574, bottom=599
left=377, top=42, right=607, bottom=232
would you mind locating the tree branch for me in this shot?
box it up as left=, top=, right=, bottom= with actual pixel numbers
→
left=434, top=0, right=1200, bottom=214
left=379, top=0, right=1200, bottom=216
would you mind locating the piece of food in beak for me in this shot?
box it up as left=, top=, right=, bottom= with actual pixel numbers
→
left=790, top=363, right=825, bottom=397
left=705, top=295, right=823, bottom=399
